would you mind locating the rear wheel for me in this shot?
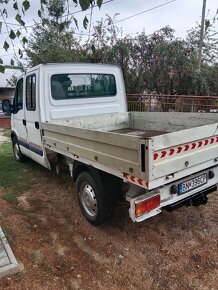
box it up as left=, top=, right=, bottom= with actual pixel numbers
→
left=12, top=137, right=25, bottom=162
left=76, top=171, right=120, bottom=225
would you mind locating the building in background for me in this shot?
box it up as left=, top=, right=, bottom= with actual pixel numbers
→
left=0, top=67, right=22, bottom=115
left=0, top=67, right=21, bottom=127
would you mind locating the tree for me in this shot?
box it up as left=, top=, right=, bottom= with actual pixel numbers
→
left=25, top=0, right=86, bottom=66
left=87, top=20, right=218, bottom=95
left=47, top=0, right=65, bottom=22
left=2, top=2, right=217, bottom=96
left=186, top=19, right=218, bottom=65
left=88, top=24, right=195, bottom=94
left=185, top=19, right=218, bottom=95
left=0, top=0, right=103, bottom=72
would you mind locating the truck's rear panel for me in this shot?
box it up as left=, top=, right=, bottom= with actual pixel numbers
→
left=145, top=122, right=218, bottom=189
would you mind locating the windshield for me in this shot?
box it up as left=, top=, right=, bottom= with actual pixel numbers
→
left=51, top=73, right=117, bottom=100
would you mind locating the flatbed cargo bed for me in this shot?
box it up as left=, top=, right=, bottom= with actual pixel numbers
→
left=42, top=112, right=218, bottom=190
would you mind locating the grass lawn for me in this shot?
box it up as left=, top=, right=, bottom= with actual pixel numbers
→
left=0, top=142, right=49, bottom=204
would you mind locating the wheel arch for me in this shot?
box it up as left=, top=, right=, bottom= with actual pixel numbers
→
left=11, top=130, right=17, bottom=141
left=73, top=161, right=122, bottom=193
left=73, top=161, right=102, bottom=188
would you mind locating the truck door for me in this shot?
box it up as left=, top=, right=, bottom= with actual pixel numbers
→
left=25, top=71, right=50, bottom=168
left=11, top=77, right=30, bottom=157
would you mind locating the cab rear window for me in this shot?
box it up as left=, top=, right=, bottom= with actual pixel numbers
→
left=51, top=73, right=116, bottom=100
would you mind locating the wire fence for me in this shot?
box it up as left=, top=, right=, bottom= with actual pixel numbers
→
left=127, top=94, right=218, bottom=113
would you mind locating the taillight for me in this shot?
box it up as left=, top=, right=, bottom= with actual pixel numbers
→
left=135, top=195, right=160, bottom=217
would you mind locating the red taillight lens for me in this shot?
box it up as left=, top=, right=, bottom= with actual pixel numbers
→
left=135, top=195, right=160, bottom=217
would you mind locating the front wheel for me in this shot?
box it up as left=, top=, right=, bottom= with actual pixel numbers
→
left=12, top=137, right=25, bottom=162
left=76, top=171, right=119, bottom=225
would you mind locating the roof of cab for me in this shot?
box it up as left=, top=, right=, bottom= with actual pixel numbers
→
left=26, top=62, right=119, bottom=74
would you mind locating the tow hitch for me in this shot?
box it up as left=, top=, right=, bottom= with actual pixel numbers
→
left=187, top=193, right=208, bottom=207
left=163, top=185, right=217, bottom=212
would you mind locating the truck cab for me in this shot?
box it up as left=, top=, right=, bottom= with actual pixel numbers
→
left=5, top=63, right=127, bottom=169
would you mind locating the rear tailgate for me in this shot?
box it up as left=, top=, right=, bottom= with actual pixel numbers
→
left=146, top=123, right=218, bottom=189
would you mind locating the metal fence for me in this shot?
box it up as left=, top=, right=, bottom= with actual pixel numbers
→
left=127, top=94, right=218, bottom=113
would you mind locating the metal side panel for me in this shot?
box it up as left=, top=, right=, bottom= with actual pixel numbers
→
left=42, top=122, right=140, bottom=150
left=42, top=123, right=145, bottom=178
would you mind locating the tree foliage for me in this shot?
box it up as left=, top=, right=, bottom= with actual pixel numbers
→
left=25, top=0, right=87, bottom=66
left=26, top=11, right=218, bottom=96
left=85, top=19, right=218, bottom=95
left=0, top=0, right=103, bottom=72
left=1, top=1, right=218, bottom=96
left=186, top=19, right=218, bottom=65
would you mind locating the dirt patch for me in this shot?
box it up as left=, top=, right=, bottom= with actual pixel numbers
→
left=17, top=194, right=31, bottom=210
left=0, top=130, right=9, bottom=145
left=73, top=235, right=118, bottom=265
left=0, top=134, right=8, bottom=144
left=0, top=157, right=217, bottom=289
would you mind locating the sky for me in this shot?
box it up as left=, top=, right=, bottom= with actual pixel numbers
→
left=0, top=0, right=217, bottom=65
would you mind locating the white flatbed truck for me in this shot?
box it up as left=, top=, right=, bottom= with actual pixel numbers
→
left=3, top=63, right=218, bottom=225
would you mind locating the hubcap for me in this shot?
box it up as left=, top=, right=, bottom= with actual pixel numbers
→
left=14, top=143, right=20, bottom=160
left=79, top=183, right=97, bottom=217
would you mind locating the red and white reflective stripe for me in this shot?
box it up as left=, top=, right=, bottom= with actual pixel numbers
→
left=154, top=135, right=218, bottom=161
left=18, top=138, right=42, bottom=149
left=123, top=173, right=149, bottom=189
left=29, top=141, right=42, bottom=149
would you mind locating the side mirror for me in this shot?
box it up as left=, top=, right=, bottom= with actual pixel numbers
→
left=2, top=99, right=12, bottom=116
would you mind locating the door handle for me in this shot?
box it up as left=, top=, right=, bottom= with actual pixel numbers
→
left=35, top=121, right=39, bottom=129
left=22, top=119, right=26, bottom=126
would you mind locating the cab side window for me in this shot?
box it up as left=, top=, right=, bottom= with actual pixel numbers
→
left=13, top=78, right=23, bottom=114
left=26, top=75, right=36, bottom=111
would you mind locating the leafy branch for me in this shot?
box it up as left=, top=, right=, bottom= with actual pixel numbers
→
left=0, top=0, right=103, bottom=73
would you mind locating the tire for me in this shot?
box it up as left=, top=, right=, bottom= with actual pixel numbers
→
left=12, top=137, right=25, bottom=162
left=76, top=171, right=120, bottom=225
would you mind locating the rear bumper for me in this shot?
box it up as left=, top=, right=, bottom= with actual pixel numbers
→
left=163, top=184, right=217, bottom=212
left=128, top=165, right=218, bottom=222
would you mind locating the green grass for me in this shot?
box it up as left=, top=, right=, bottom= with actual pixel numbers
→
left=0, top=142, right=44, bottom=204
left=0, top=141, right=71, bottom=207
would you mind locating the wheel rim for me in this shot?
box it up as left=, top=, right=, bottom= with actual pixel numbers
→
left=79, top=183, right=97, bottom=217
left=14, top=142, right=20, bottom=160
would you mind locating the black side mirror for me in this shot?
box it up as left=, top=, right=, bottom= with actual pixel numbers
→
left=2, top=99, right=12, bottom=116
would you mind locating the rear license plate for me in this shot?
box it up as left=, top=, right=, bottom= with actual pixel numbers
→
left=178, top=173, right=208, bottom=195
